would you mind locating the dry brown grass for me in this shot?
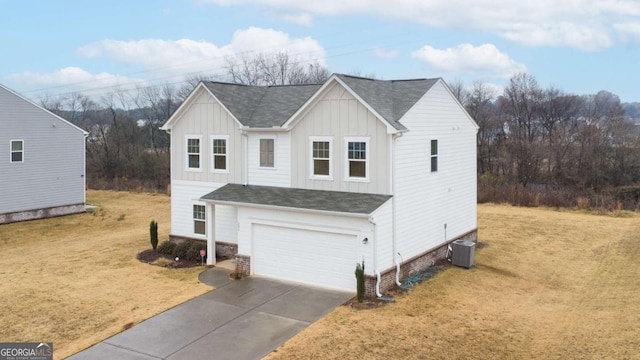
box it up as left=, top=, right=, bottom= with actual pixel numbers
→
left=0, top=190, right=210, bottom=360
left=266, top=204, right=640, bottom=360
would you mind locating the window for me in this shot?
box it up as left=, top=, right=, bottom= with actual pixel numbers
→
left=260, top=138, right=275, bottom=168
left=310, top=136, right=333, bottom=178
left=193, top=205, right=206, bottom=235
left=345, top=137, right=369, bottom=181
left=430, top=140, right=438, bottom=172
left=10, top=140, right=23, bottom=163
left=186, top=136, right=201, bottom=170
left=211, top=135, right=228, bottom=172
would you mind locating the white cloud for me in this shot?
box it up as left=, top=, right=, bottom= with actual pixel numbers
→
left=278, top=12, right=313, bottom=26
left=412, top=43, right=526, bottom=79
left=199, top=0, right=640, bottom=51
left=372, top=47, right=398, bottom=59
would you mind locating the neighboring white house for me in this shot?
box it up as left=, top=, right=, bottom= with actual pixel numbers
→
left=161, top=74, right=478, bottom=295
left=0, top=84, right=88, bottom=224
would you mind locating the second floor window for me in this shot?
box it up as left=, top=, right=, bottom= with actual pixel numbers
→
left=310, top=137, right=332, bottom=178
left=186, top=137, right=200, bottom=170
left=10, top=140, right=23, bottom=163
left=260, top=138, right=275, bottom=168
left=346, top=137, right=369, bottom=181
left=211, top=135, right=228, bottom=172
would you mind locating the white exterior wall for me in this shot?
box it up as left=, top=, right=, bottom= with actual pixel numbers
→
left=370, top=199, right=394, bottom=272
left=171, top=180, right=237, bottom=243
left=393, top=80, right=478, bottom=260
left=247, top=132, right=290, bottom=187
left=290, top=82, right=390, bottom=194
left=170, top=88, right=244, bottom=184
left=0, top=85, right=86, bottom=214
left=235, top=206, right=376, bottom=275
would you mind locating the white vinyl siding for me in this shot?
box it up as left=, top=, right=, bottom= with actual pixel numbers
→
left=185, top=135, right=202, bottom=171
left=247, top=133, right=290, bottom=187
left=393, top=80, right=477, bottom=260
left=170, top=180, right=238, bottom=243
left=211, top=135, right=229, bottom=173
left=290, top=82, right=390, bottom=194
left=0, top=85, right=86, bottom=215
left=10, top=139, right=23, bottom=163
left=310, top=136, right=333, bottom=180
left=345, top=137, right=369, bottom=182
left=370, top=199, right=394, bottom=271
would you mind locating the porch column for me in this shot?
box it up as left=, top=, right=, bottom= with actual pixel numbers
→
left=206, top=202, right=216, bottom=265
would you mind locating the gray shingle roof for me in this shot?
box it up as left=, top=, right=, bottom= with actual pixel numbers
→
left=200, top=74, right=439, bottom=130
left=202, top=82, right=321, bottom=128
left=335, top=74, right=439, bottom=131
left=201, top=184, right=391, bottom=215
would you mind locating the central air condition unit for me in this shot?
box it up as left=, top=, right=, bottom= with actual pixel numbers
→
left=451, top=240, right=475, bottom=268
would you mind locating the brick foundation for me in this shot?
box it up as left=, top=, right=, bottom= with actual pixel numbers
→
left=0, top=203, right=86, bottom=224
left=234, top=254, right=251, bottom=276
left=364, top=229, right=478, bottom=299
left=168, top=235, right=238, bottom=260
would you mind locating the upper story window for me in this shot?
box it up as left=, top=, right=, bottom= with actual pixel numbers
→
left=10, top=140, right=23, bottom=163
left=310, top=136, right=333, bottom=179
left=260, top=138, right=275, bottom=168
left=185, top=136, right=201, bottom=171
left=345, top=137, right=369, bottom=181
left=211, top=135, right=229, bottom=173
left=430, top=139, right=438, bottom=172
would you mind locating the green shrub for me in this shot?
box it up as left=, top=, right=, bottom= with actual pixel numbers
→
left=355, top=261, right=365, bottom=302
left=157, top=240, right=176, bottom=256
left=172, top=241, right=191, bottom=260
left=149, top=220, right=158, bottom=250
left=185, top=242, right=207, bottom=262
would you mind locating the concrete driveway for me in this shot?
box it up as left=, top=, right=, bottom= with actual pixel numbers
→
left=69, top=268, right=353, bottom=360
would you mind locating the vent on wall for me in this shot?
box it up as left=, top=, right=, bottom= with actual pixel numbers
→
left=451, top=240, right=475, bottom=268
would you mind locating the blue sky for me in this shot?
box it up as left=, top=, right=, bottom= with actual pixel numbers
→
left=2, top=0, right=640, bottom=103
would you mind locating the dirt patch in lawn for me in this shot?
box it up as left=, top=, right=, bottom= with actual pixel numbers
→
left=0, top=190, right=211, bottom=360
left=137, top=249, right=205, bottom=268
left=265, top=204, right=640, bottom=360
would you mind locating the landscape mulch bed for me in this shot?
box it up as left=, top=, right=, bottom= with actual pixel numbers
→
left=137, top=249, right=204, bottom=268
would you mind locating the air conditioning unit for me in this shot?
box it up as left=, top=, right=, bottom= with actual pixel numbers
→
left=451, top=240, right=475, bottom=268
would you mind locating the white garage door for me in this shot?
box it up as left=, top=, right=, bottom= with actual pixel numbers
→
left=253, top=224, right=358, bottom=291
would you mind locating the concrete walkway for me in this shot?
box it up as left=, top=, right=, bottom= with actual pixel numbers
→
left=69, top=268, right=353, bottom=360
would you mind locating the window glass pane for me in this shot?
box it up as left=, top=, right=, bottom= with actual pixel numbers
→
left=349, top=161, right=366, bottom=178
left=213, top=139, right=226, bottom=154
left=188, top=154, right=200, bottom=168
left=260, top=139, right=274, bottom=167
left=11, top=152, right=22, bottom=162
left=187, top=139, right=199, bottom=153
left=11, top=141, right=22, bottom=151
left=431, top=140, right=438, bottom=155
left=193, top=205, right=205, bottom=219
left=194, top=221, right=206, bottom=235
left=348, top=142, right=366, bottom=160
left=313, top=142, right=329, bottom=159
left=314, top=159, right=330, bottom=175
left=431, top=157, right=438, bottom=172
left=214, top=155, right=226, bottom=170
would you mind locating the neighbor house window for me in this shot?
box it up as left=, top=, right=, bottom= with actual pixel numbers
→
left=211, top=135, right=229, bottom=172
left=10, top=140, right=23, bottom=163
left=310, top=136, right=333, bottom=179
left=345, top=137, right=369, bottom=181
left=431, top=139, right=438, bottom=172
left=260, top=138, right=275, bottom=168
left=186, top=136, right=201, bottom=170
left=193, top=205, right=206, bottom=235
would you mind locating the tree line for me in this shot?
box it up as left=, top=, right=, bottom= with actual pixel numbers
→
left=41, top=53, right=640, bottom=209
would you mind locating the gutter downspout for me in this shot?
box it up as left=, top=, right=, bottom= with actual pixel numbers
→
left=391, top=133, right=403, bottom=287
left=241, top=128, right=248, bottom=185
left=368, top=216, right=383, bottom=298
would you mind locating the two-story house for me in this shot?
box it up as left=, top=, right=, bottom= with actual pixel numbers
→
left=160, top=74, right=478, bottom=296
left=0, top=84, right=87, bottom=224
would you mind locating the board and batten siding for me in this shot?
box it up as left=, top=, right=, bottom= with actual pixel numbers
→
left=170, top=180, right=237, bottom=243
left=393, top=80, right=478, bottom=260
left=247, top=132, right=290, bottom=187
left=290, top=82, right=390, bottom=194
left=170, top=88, right=244, bottom=184
left=0, top=85, right=86, bottom=214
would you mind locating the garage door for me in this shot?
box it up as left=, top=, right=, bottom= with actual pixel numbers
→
left=253, top=224, right=358, bottom=291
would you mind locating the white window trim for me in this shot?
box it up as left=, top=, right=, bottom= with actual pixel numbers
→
left=344, top=137, right=370, bottom=182
left=258, top=136, right=277, bottom=169
left=430, top=139, right=438, bottom=173
left=185, top=135, right=202, bottom=172
left=10, top=139, right=24, bottom=163
left=309, top=136, right=333, bottom=180
left=210, top=135, right=230, bottom=174
left=193, top=204, right=206, bottom=236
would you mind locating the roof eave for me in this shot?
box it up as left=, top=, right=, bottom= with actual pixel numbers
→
left=200, top=198, right=372, bottom=218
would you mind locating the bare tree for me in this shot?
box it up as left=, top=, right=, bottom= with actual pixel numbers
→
left=225, top=51, right=329, bottom=85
